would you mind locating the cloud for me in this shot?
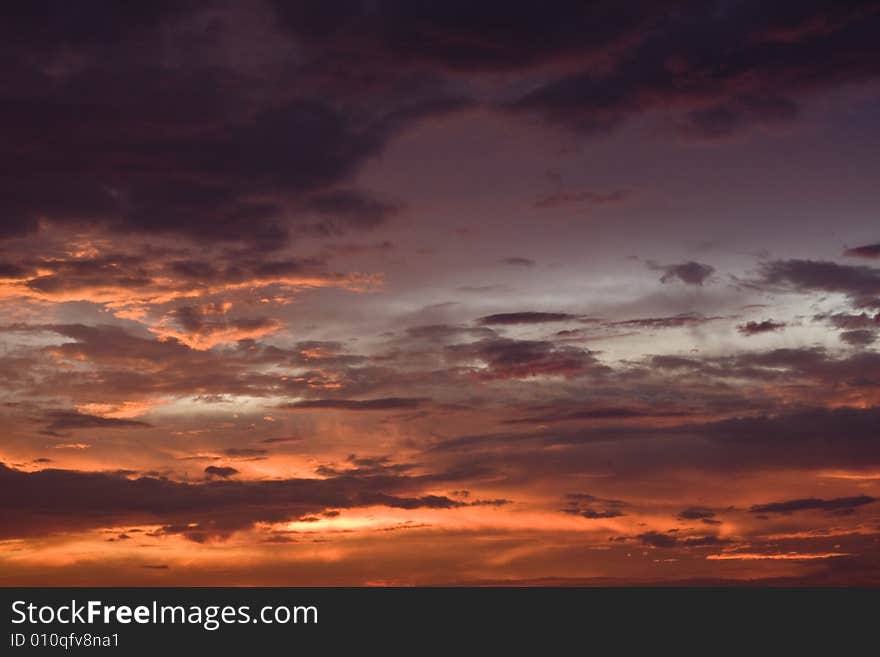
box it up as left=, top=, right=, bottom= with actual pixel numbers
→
left=1, top=323, right=330, bottom=406
left=0, top=461, right=477, bottom=539
left=738, top=320, right=787, bottom=336
left=325, top=240, right=395, bottom=256
left=477, top=312, right=580, bottom=325
left=652, top=261, right=715, bottom=286
left=0, top=5, right=465, bottom=245
left=3, top=0, right=879, bottom=251
left=680, top=535, right=733, bottom=547
left=153, top=305, right=282, bottom=350
left=815, top=312, right=880, bottom=330
left=0, top=262, right=32, bottom=279
left=0, top=1, right=187, bottom=47
left=429, top=404, right=880, bottom=480
left=270, top=0, right=661, bottom=73
left=562, top=493, right=626, bottom=519
left=405, top=324, right=496, bottom=342
left=574, top=508, right=624, bottom=519
left=3, top=1, right=880, bottom=586
left=223, top=448, right=269, bottom=458
left=609, top=313, right=722, bottom=329
left=0, top=247, right=367, bottom=322
left=678, top=95, right=798, bottom=140
left=678, top=507, right=719, bottom=523
left=636, top=531, right=731, bottom=548
left=756, top=259, right=880, bottom=308
left=301, top=189, right=402, bottom=234
left=636, top=531, right=679, bottom=548
left=445, top=337, right=603, bottom=380
left=2, top=96, right=412, bottom=244
left=839, top=329, right=876, bottom=346
left=43, top=410, right=150, bottom=433
left=505, top=406, right=689, bottom=424
left=505, top=2, right=880, bottom=138
left=703, top=406, right=880, bottom=447
left=204, top=466, right=240, bottom=479
left=844, top=243, right=880, bottom=259
left=281, top=397, right=429, bottom=411
left=315, top=454, right=416, bottom=478
left=750, top=496, right=877, bottom=515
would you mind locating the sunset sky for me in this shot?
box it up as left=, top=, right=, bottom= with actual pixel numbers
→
left=2, top=0, right=880, bottom=585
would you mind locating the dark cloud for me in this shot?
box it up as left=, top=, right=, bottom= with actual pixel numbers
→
left=562, top=493, right=626, bottom=519
left=677, top=507, right=716, bottom=521
left=844, top=243, right=880, bottom=259
left=301, top=189, right=402, bottom=234
left=680, top=535, right=732, bottom=547
left=2, top=94, right=414, bottom=244
left=445, top=337, right=603, bottom=380
left=0, top=6, right=464, bottom=245
left=204, top=466, right=240, bottom=479
left=636, top=530, right=730, bottom=548
left=324, top=240, right=395, bottom=256
left=429, top=404, right=880, bottom=480
left=270, top=0, right=662, bottom=73
left=0, top=0, right=190, bottom=47
left=477, top=312, right=580, bottom=325
left=0, top=460, right=481, bottom=539
left=43, top=410, right=150, bottom=433
left=756, top=259, right=880, bottom=308
left=4, top=1, right=879, bottom=247
left=282, top=397, right=429, bottom=411
left=5, top=0, right=875, bottom=250
left=315, top=454, right=416, bottom=478
left=750, top=496, right=877, bottom=515
left=505, top=406, right=689, bottom=425
left=679, top=94, right=798, bottom=140
left=636, top=531, right=679, bottom=548
left=838, top=329, right=876, bottom=347
left=650, top=355, right=702, bottom=369
left=815, top=312, right=880, bottom=330
left=223, top=448, right=269, bottom=458
left=405, top=324, right=496, bottom=341
left=348, top=455, right=393, bottom=468
left=0, top=262, right=32, bottom=279
left=738, top=320, right=787, bottom=336
left=169, top=305, right=280, bottom=342
left=506, top=2, right=880, bottom=137
left=703, top=406, right=880, bottom=447
left=653, top=261, right=715, bottom=286
left=609, top=313, right=722, bottom=329
left=574, top=508, right=624, bottom=519
left=719, top=347, right=880, bottom=386
left=4, top=0, right=880, bottom=586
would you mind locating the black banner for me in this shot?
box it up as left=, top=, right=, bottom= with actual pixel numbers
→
left=0, top=587, right=874, bottom=652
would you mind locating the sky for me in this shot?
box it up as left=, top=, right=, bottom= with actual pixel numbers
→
left=1, top=0, right=880, bottom=586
